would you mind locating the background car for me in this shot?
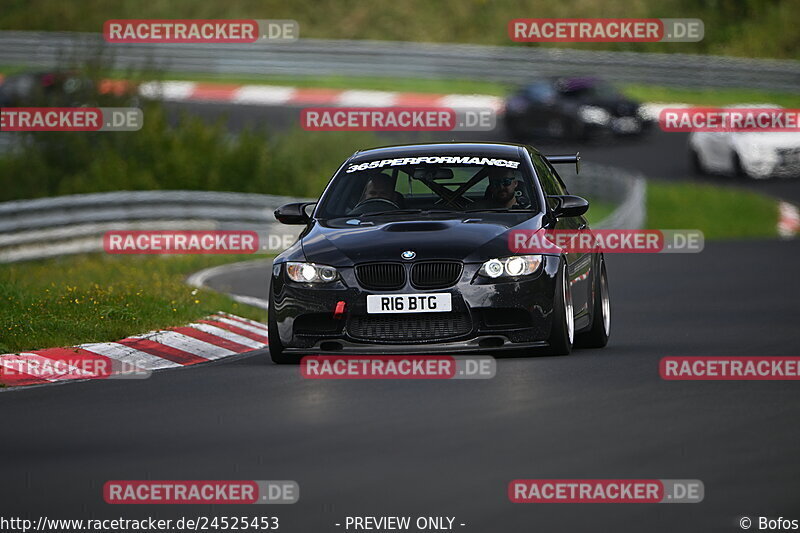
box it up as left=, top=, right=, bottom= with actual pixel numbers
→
left=0, top=70, right=96, bottom=107
left=504, top=76, right=651, bottom=140
left=268, top=142, right=610, bottom=364
left=689, top=107, right=800, bottom=179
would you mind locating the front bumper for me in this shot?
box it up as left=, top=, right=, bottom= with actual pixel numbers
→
left=283, top=339, right=549, bottom=355
left=271, top=256, right=560, bottom=355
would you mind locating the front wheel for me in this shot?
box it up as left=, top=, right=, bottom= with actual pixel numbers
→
left=690, top=147, right=704, bottom=175
left=268, top=293, right=298, bottom=364
left=733, top=152, right=769, bottom=180
left=546, top=259, right=574, bottom=356
left=575, top=258, right=610, bottom=348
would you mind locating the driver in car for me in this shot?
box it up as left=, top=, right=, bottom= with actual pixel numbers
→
left=477, top=168, right=521, bottom=209
left=349, top=172, right=402, bottom=214
left=361, top=173, right=396, bottom=203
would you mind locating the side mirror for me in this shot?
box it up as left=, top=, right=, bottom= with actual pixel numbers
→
left=274, top=202, right=315, bottom=225
left=549, top=195, right=589, bottom=218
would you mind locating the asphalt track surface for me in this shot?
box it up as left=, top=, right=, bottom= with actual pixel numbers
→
left=2, top=241, right=799, bottom=532
left=2, top=100, right=800, bottom=532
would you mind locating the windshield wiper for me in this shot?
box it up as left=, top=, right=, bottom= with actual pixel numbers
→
left=359, top=209, right=423, bottom=217
left=359, top=209, right=460, bottom=217
left=464, top=207, right=532, bottom=213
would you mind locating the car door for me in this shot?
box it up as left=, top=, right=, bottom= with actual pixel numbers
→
left=702, top=131, right=735, bottom=172
left=533, top=155, right=592, bottom=321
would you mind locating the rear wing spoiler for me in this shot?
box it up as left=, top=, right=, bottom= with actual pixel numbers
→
left=545, top=152, right=581, bottom=174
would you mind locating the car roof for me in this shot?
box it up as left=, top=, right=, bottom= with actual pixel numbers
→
left=348, top=142, right=529, bottom=163
left=521, top=76, right=602, bottom=88
left=554, top=76, right=603, bottom=90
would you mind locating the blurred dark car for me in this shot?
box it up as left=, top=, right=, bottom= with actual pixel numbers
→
left=504, top=77, right=651, bottom=140
left=0, top=71, right=96, bottom=107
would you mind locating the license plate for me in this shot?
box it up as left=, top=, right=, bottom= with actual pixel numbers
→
left=366, top=293, right=452, bottom=314
left=614, top=117, right=640, bottom=133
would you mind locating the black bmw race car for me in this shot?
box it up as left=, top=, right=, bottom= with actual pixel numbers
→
left=268, top=142, right=610, bottom=363
left=504, top=77, right=650, bottom=140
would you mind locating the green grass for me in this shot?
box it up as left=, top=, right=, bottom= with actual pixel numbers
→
left=147, top=74, right=800, bottom=108
left=0, top=65, right=509, bottom=95
left=0, top=103, right=378, bottom=202
left=584, top=201, right=617, bottom=226
left=624, top=85, right=800, bottom=109
left=148, top=72, right=513, bottom=97
left=4, top=65, right=800, bottom=107
left=0, top=254, right=267, bottom=354
left=127, top=73, right=800, bottom=108
left=0, top=0, right=798, bottom=59
left=646, top=181, right=779, bottom=239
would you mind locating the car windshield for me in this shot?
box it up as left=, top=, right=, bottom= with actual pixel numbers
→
left=559, top=80, right=619, bottom=99
left=315, top=155, right=538, bottom=219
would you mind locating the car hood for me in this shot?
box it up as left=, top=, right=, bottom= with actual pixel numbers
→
left=299, top=215, right=545, bottom=266
left=733, top=132, right=800, bottom=150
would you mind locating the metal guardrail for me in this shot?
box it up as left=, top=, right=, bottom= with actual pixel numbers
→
left=562, top=163, right=647, bottom=230
left=0, top=31, right=798, bottom=91
left=0, top=163, right=645, bottom=263
left=0, top=191, right=314, bottom=263
left=0, top=190, right=311, bottom=233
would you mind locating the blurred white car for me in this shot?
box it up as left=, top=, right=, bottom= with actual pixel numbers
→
left=688, top=105, right=800, bottom=179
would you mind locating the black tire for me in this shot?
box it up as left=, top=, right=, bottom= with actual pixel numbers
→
left=732, top=152, right=745, bottom=178
left=575, top=258, right=610, bottom=348
left=546, top=259, right=574, bottom=356
left=268, top=292, right=298, bottom=364
left=733, top=152, right=767, bottom=180
left=690, top=148, right=704, bottom=176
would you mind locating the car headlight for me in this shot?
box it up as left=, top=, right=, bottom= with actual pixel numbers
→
left=578, top=105, right=612, bottom=125
left=286, top=262, right=339, bottom=283
left=479, top=255, right=542, bottom=279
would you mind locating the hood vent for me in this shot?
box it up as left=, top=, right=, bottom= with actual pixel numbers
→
left=383, top=222, right=449, bottom=232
